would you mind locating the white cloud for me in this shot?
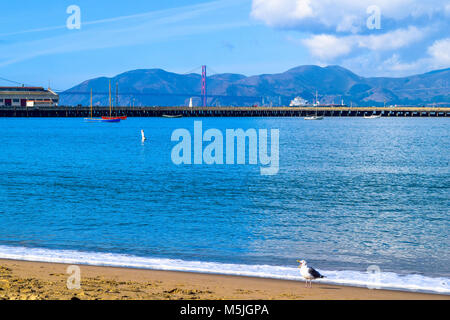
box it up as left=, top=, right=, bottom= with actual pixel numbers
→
left=341, top=38, right=450, bottom=77
left=253, top=0, right=449, bottom=76
left=336, top=14, right=360, bottom=34
left=251, top=0, right=314, bottom=28
left=356, top=26, right=426, bottom=51
left=379, top=54, right=421, bottom=73
left=340, top=52, right=421, bottom=77
left=302, top=34, right=353, bottom=60
left=427, top=38, right=450, bottom=66
left=301, top=26, right=426, bottom=61
left=251, top=0, right=446, bottom=33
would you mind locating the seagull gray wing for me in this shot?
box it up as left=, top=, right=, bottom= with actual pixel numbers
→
left=308, top=267, right=323, bottom=279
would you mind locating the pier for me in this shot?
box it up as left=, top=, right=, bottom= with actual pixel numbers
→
left=0, top=106, right=449, bottom=117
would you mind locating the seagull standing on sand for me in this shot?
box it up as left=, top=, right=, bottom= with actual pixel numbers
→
left=297, top=260, right=325, bottom=288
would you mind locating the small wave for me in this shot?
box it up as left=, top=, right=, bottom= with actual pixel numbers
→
left=0, top=245, right=448, bottom=294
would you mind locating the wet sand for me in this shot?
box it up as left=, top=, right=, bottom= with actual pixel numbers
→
left=0, top=259, right=447, bottom=300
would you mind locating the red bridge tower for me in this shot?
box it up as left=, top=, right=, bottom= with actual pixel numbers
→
left=201, top=65, right=207, bottom=107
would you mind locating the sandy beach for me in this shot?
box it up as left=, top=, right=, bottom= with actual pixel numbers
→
left=0, top=259, right=447, bottom=300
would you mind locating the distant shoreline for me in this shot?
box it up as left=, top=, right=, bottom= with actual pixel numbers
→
left=1, top=258, right=447, bottom=300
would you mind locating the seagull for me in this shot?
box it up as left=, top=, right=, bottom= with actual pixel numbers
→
left=297, top=260, right=325, bottom=288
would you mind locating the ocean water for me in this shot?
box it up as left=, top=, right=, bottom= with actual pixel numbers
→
left=0, top=117, right=448, bottom=294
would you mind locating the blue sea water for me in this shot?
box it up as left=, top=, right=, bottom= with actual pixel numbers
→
left=0, top=117, right=448, bottom=293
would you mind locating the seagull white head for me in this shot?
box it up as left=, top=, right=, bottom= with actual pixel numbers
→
left=297, top=259, right=307, bottom=267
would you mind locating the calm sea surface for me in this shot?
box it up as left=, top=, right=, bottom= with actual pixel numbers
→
left=0, top=117, right=448, bottom=292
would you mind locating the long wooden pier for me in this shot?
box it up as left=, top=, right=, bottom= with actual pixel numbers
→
left=0, top=106, right=449, bottom=117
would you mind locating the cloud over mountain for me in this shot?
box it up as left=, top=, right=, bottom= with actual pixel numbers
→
left=251, top=0, right=446, bottom=33
left=251, top=0, right=450, bottom=76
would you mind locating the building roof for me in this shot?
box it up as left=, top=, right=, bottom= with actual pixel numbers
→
left=0, top=86, right=58, bottom=96
left=0, top=86, right=45, bottom=91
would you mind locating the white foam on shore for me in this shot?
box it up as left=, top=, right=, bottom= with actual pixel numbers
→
left=0, top=245, right=448, bottom=294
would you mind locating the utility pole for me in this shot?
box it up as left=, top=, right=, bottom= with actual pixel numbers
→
left=116, top=82, right=119, bottom=107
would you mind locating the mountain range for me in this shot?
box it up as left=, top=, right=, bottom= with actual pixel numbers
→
left=60, top=65, right=450, bottom=107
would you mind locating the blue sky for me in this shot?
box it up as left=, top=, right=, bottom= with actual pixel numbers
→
left=1, top=0, right=449, bottom=89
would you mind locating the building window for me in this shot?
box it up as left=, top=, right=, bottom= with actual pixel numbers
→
left=13, top=99, right=20, bottom=102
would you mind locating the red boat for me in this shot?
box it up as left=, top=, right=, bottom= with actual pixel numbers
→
left=102, top=116, right=127, bottom=120
left=84, top=89, right=121, bottom=123
left=85, top=118, right=120, bottom=123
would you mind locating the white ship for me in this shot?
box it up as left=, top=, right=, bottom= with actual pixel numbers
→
left=290, top=96, right=308, bottom=107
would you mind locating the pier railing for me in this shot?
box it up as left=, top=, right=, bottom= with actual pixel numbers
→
left=0, top=106, right=448, bottom=117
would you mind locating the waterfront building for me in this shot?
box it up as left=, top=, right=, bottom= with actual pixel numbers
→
left=0, top=87, right=59, bottom=107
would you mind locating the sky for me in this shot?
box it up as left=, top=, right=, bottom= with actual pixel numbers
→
left=0, top=0, right=449, bottom=90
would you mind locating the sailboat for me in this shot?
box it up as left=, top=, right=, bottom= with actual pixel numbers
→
left=162, top=114, right=183, bottom=118
left=102, top=82, right=127, bottom=120
left=304, top=115, right=324, bottom=120
left=84, top=88, right=120, bottom=123
left=304, top=91, right=323, bottom=120
left=304, top=91, right=324, bottom=120
left=364, top=114, right=382, bottom=119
